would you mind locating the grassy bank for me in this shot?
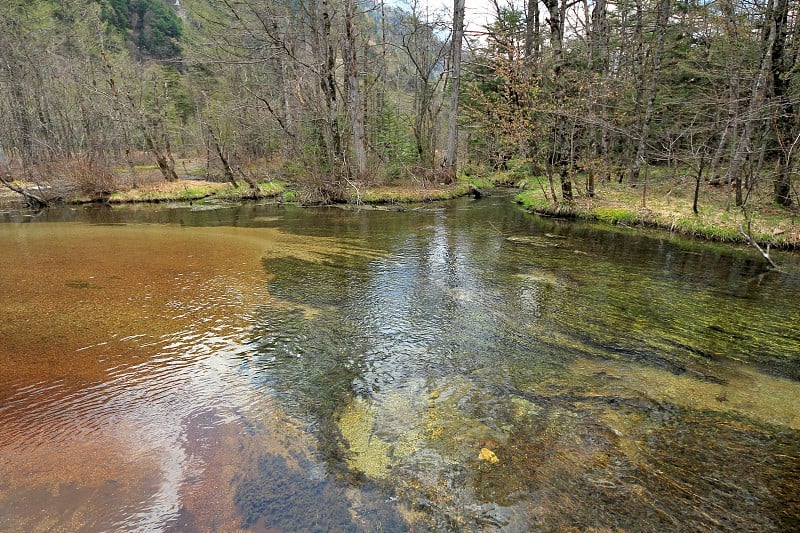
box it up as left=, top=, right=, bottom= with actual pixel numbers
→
left=96, top=175, right=492, bottom=206
left=0, top=173, right=490, bottom=208
left=98, top=180, right=287, bottom=204
left=355, top=182, right=474, bottom=204
left=347, top=173, right=510, bottom=204
left=3, top=155, right=798, bottom=252
left=513, top=172, right=800, bottom=249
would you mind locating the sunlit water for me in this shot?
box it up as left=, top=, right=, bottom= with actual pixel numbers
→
left=1, top=196, right=798, bottom=531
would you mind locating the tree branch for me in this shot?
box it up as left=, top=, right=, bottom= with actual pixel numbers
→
left=738, top=224, right=778, bottom=269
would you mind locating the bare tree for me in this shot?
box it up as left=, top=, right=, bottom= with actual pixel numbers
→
left=344, top=0, right=367, bottom=178
left=544, top=0, right=574, bottom=200
left=629, top=0, right=670, bottom=187
left=441, top=0, right=465, bottom=181
left=727, top=0, right=780, bottom=206
left=395, top=2, right=450, bottom=168
left=769, top=0, right=797, bottom=206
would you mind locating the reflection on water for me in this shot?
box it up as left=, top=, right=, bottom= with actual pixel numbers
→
left=0, top=221, right=381, bottom=530
left=1, top=198, right=799, bottom=531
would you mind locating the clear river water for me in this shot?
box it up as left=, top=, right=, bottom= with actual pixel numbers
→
left=0, top=194, right=798, bottom=531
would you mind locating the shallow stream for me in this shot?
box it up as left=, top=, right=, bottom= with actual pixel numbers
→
left=1, top=195, right=798, bottom=531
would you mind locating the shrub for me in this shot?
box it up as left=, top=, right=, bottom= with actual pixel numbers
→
left=45, top=158, right=119, bottom=200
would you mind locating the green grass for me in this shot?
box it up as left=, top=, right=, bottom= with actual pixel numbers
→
left=594, top=207, right=638, bottom=224
left=465, top=176, right=494, bottom=189
left=515, top=190, right=551, bottom=211
left=360, top=185, right=469, bottom=204
left=670, top=216, right=741, bottom=242
left=259, top=181, right=286, bottom=196
left=214, top=181, right=286, bottom=200
left=186, top=166, right=207, bottom=177
left=508, top=163, right=800, bottom=248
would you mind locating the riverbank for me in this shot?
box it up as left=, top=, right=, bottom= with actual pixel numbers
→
left=82, top=178, right=483, bottom=205
left=2, top=162, right=798, bottom=250
left=0, top=165, right=499, bottom=208
left=514, top=175, right=800, bottom=250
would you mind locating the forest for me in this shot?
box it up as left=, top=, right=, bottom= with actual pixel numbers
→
left=0, top=0, right=798, bottom=212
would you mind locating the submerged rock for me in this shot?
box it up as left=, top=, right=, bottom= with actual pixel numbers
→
left=506, top=235, right=562, bottom=247
left=479, top=447, right=500, bottom=464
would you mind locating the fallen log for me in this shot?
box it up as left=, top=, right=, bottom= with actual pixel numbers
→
left=0, top=173, right=50, bottom=208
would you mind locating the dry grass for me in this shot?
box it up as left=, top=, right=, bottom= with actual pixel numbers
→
left=107, top=180, right=230, bottom=203
left=358, top=183, right=471, bottom=204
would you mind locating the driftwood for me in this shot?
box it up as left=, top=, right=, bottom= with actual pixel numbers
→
left=0, top=173, right=50, bottom=208
left=738, top=224, right=778, bottom=269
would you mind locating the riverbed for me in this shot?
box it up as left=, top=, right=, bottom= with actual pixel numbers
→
left=1, top=196, right=798, bottom=531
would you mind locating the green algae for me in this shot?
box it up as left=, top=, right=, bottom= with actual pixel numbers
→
left=246, top=195, right=800, bottom=530
left=570, top=357, right=800, bottom=430
left=337, top=395, right=422, bottom=480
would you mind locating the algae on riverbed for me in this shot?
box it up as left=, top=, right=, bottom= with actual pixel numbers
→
left=247, top=195, right=800, bottom=529
left=2, top=196, right=798, bottom=531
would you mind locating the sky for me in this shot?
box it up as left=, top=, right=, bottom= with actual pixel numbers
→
left=398, top=0, right=498, bottom=30
left=464, top=0, right=496, bottom=29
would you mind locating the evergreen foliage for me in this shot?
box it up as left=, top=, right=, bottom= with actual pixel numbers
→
left=98, top=0, right=182, bottom=59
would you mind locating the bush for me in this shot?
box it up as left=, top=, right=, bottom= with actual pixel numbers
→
left=16, top=158, right=120, bottom=202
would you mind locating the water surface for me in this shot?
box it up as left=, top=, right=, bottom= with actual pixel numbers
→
left=1, top=197, right=798, bottom=531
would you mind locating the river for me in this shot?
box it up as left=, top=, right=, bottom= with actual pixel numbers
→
left=1, top=195, right=798, bottom=531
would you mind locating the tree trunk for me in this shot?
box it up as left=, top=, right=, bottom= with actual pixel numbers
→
left=589, top=0, right=608, bottom=72
left=709, top=0, right=741, bottom=185
left=0, top=173, right=49, bottom=208
left=208, top=125, right=237, bottom=186
left=545, top=0, right=574, bottom=201
left=709, top=77, right=739, bottom=184
left=770, top=0, right=795, bottom=206
left=589, top=0, right=609, bottom=192
left=280, top=54, right=298, bottom=158
left=524, top=0, right=540, bottom=66
left=630, top=0, right=670, bottom=187
left=441, top=0, right=465, bottom=182
left=318, top=0, right=342, bottom=171
left=561, top=167, right=573, bottom=201
left=343, top=0, right=367, bottom=178
left=693, top=148, right=707, bottom=215
left=727, top=0, right=778, bottom=207
left=545, top=0, right=564, bottom=75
